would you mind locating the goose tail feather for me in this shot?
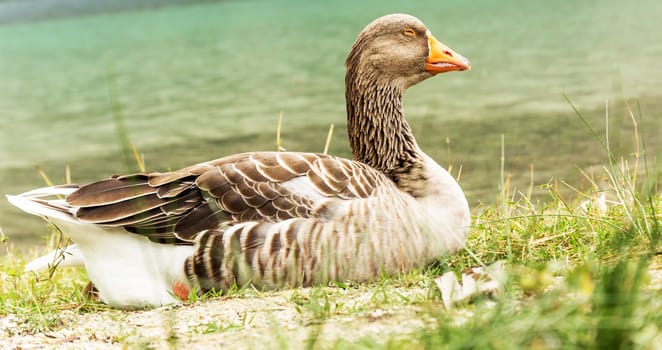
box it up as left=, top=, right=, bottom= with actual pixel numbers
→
left=24, top=244, right=84, bottom=272
left=6, top=185, right=80, bottom=223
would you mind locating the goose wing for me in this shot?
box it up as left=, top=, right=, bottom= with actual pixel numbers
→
left=66, top=151, right=388, bottom=243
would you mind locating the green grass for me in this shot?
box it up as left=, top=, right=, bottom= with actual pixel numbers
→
left=0, top=230, right=109, bottom=334
left=0, top=99, right=660, bottom=349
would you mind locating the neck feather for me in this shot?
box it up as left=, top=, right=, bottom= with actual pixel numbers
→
left=345, top=69, right=423, bottom=182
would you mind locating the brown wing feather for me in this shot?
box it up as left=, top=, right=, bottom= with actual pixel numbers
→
left=65, top=151, right=387, bottom=244
left=67, top=174, right=155, bottom=206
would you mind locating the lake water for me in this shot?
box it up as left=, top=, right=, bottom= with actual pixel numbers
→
left=1, top=0, right=661, bottom=249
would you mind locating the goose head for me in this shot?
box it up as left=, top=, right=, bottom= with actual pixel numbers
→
left=346, top=13, right=470, bottom=90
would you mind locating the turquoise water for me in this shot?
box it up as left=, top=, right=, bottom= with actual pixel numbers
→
left=1, top=0, right=661, bottom=247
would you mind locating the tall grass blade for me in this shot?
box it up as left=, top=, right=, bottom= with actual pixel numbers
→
left=323, top=124, right=334, bottom=155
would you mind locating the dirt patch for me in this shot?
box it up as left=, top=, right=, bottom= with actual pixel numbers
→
left=1, top=287, right=437, bottom=349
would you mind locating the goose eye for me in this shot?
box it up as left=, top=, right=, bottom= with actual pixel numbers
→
left=403, top=28, right=416, bottom=37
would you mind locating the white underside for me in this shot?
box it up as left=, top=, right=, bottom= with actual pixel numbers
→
left=57, top=221, right=194, bottom=309
left=7, top=192, right=194, bottom=309
left=418, top=154, right=472, bottom=255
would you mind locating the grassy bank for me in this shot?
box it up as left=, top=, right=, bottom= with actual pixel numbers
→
left=0, top=101, right=660, bottom=349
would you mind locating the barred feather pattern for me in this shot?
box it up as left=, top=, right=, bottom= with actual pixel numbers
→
left=184, top=184, right=433, bottom=293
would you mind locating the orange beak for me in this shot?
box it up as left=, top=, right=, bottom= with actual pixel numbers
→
left=425, top=34, right=471, bottom=74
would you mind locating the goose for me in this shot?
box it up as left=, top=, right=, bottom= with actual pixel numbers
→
left=7, top=13, right=471, bottom=309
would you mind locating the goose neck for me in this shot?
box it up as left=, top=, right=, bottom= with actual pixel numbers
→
left=345, top=77, right=422, bottom=180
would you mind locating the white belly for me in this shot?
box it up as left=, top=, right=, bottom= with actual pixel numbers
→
left=55, top=220, right=194, bottom=309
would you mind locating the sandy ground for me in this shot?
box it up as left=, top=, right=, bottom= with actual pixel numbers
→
left=1, top=286, right=437, bottom=349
